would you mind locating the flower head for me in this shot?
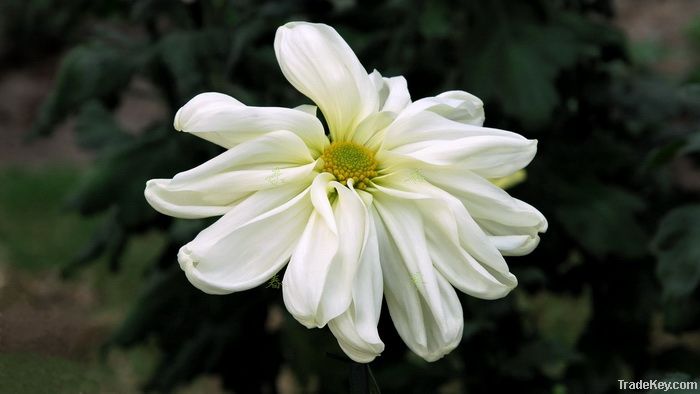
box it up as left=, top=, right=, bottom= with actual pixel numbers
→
left=145, top=21, right=547, bottom=363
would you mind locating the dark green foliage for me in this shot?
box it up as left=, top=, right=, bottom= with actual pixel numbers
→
left=653, top=206, right=700, bottom=300
left=11, top=0, right=700, bottom=392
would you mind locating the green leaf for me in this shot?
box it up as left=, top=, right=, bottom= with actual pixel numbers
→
left=74, top=100, right=131, bottom=151
left=418, top=2, right=450, bottom=39
left=465, top=19, right=582, bottom=126
left=158, top=30, right=230, bottom=101
left=556, top=183, right=647, bottom=258
left=68, top=126, right=191, bottom=227
left=31, top=43, right=134, bottom=136
left=652, top=205, right=700, bottom=299
left=518, top=289, right=592, bottom=349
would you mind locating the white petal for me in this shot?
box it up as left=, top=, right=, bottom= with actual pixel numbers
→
left=373, top=171, right=517, bottom=296
left=383, top=134, right=537, bottom=179
left=174, top=92, right=329, bottom=155
left=402, top=137, right=536, bottom=178
left=145, top=130, right=317, bottom=219
left=351, top=111, right=396, bottom=150
left=378, top=108, right=536, bottom=178
left=274, top=22, right=378, bottom=141
left=178, top=183, right=312, bottom=294
left=354, top=70, right=411, bottom=150
left=293, top=104, right=317, bottom=116
left=399, top=90, right=485, bottom=126
left=328, top=194, right=384, bottom=363
left=372, top=198, right=463, bottom=361
left=419, top=198, right=515, bottom=299
left=380, top=109, right=525, bottom=150
left=173, top=92, right=242, bottom=131
left=369, top=70, right=411, bottom=113
left=421, top=167, right=547, bottom=230
left=420, top=167, right=547, bottom=256
left=488, top=234, right=541, bottom=256
left=283, top=177, right=367, bottom=327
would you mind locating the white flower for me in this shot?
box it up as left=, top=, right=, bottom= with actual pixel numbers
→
left=144, top=21, right=547, bottom=363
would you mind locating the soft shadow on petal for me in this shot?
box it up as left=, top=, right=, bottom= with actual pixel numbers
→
left=372, top=196, right=463, bottom=362
left=174, top=92, right=329, bottom=155
left=283, top=175, right=367, bottom=328
left=328, top=191, right=384, bottom=363
left=352, top=111, right=396, bottom=151
left=353, top=70, right=411, bottom=150
left=378, top=109, right=537, bottom=178
left=274, top=22, right=378, bottom=141
left=382, top=134, right=537, bottom=179
left=399, top=90, right=485, bottom=126
left=145, top=130, right=317, bottom=219
left=178, top=182, right=312, bottom=295
left=419, top=166, right=546, bottom=256
left=372, top=170, right=518, bottom=298
left=369, top=70, right=411, bottom=113
left=422, top=167, right=547, bottom=230
left=381, top=106, right=520, bottom=153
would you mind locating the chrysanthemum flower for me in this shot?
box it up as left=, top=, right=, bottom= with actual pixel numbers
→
left=145, top=21, right=547, bottom=363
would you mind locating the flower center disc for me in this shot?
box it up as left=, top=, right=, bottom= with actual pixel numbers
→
left=320, top=141, right=378, bottom=190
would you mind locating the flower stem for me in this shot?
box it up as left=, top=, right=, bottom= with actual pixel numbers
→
left=349, top=362, right=381, bottom=394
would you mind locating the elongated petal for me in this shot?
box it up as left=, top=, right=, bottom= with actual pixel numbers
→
left=420, top=197, right=514, bottom=299
left=420, top=167, right=547, bottom=256
left=393, top=137, right=536, bottom=178
left=174, top=92, right=329, bottom=154
left=379, top=109, right=536, bottom=178
left=178, top=183, right=312, bottom=294
left=373, top=170, right=517, bottom=297
left=283, top=176, right=367, bottom=327
left=421, top=167, right=547, bottom=230
left=145, top=130, right=317, bottom=219
left=328, top=192, right=384, bottom=363
left=373, top=197, right=463, bottom=361
left=381, top=107, right=519, bottom=152
left=274, top=22, right=378, bottom=141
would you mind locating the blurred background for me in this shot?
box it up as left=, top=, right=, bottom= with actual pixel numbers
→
left=1, top=0, right=700, bottom=392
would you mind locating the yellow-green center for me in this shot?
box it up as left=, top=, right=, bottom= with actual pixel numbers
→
left=320, top=141, right=378, bottom=190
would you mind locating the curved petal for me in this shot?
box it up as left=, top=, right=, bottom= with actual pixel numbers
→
left=381, top=135, right=536, bottom=180
left=373, top=170, right=517, bottom=297
left=488, top=234, right=541, bottom=256
left=145, top=130, right=317, bottom=219
left=392, top=137, right=536, bottom=178
left=369, top=70, right=411, bottom=113
left=419, top=197, right=515, bottom=299
left=274, top=22, right=378, bottom=141
left=381, top=110, right=523, bottom=152
left=350, top=70, right=412, bottom=150
left=174, top=92, right=329, bottom=155
left=328, top=192, right=384, bottom=363
left=283, top=176, right=367, bottom=328
left=178, top=183, right=312, bottom=295
left=399, top=90, right=485, bottom=126
left=351, top=111, right=396, bottom=150
left=420, top=166, right=547, bottom=256
left=372, top=197, right=463, bottom=361
left=421, top=167, right=547, bottom=230
left=378, top=108, right=536, bottom=178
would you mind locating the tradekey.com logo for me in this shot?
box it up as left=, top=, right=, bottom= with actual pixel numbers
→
left=618, top=379, right=698, bottom=391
